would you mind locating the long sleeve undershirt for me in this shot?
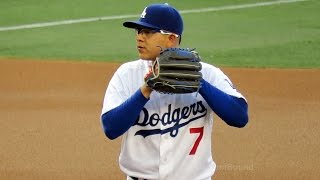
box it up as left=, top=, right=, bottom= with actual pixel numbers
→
left=101, top=89, right=149, bottom=139
left=199, top=79, right=248, bottom=127
left=101, top=79, right=248, bottom=139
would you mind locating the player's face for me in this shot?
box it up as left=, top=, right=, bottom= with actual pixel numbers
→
left=135, top=28, right=178, bottom=60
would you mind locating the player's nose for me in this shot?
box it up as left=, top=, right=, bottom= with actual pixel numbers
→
left=136, top=33, right=145, bottom=42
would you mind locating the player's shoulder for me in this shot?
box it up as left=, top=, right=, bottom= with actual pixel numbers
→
left=116, top=59, right=149, bottom=73
left=118, top=59, right=143, bottom=68
left=200, top=61, right=229, bottom=82
left=200, top=62, right=223, bottom=74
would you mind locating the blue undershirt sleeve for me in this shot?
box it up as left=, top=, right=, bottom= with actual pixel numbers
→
left=101, top=89, right=149, bottom=140
left=199, top=79, right=248, bottom=127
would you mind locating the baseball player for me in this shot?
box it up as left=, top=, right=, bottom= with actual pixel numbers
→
left=100, top=3, right=248, bottom=180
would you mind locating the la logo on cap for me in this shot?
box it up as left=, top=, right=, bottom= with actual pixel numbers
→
left=141, top=7, right=147, bottom=18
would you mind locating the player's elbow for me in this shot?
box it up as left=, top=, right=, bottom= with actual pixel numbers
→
left=101, top=113, right=120, bottom=140
left=235, top=104, right=249, bottom=128
left=236, top=113, right=249, bottom=128
left=226, top=113, right=248, bottom=128
left=225, top=99, right=249, bottom=128
left=104, top=129, right=119, bottom=140
left=102, top=122, right=119, bottom=140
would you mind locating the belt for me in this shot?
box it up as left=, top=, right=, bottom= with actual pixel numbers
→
left=130, top=176, right=147, bottom=180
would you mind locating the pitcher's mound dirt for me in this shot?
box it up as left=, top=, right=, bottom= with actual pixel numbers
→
left=0, top=59, right=319, bottom=180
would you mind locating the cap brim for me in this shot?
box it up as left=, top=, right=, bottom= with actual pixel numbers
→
left=123, top=21, right=160, bottom=30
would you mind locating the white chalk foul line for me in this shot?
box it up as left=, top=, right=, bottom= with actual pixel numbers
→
left=179, top=0, right=308, bottom=13
left=0, top=0, right=309, bottom=32
left=0, top=15, right=138, bottom=32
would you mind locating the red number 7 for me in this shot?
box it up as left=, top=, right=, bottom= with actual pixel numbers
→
left=189, top=127, right=204, bottom=155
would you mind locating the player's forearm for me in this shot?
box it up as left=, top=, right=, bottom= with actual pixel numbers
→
left=199, top=79, right=248, bottom=128
left=101, top=89, right=150, bottom=140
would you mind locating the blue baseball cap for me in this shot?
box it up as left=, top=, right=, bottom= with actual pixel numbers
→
left=123, top=3, right=183, bottom=36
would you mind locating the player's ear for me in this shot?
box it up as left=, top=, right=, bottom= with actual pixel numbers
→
left=167, top=34, right=179, bottom=47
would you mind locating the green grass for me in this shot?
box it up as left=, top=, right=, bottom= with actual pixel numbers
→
left=214, top=39, right=320, bottom=68
left=0, top=0, right=319, bottom=68
left=182, top=1, right=320, bottom=68
left=0, top=0, right=261, bottom=26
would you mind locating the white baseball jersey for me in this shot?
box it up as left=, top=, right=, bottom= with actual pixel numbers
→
left=101, top=59, right=245, bottom=180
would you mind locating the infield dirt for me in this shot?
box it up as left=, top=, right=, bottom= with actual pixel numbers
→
left=1, top=59, right=319, bottom=180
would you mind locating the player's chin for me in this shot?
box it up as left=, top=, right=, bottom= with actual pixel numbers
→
left=138, top=52, right=154, bottom=60
left=137, top=48, right=157, bottom=60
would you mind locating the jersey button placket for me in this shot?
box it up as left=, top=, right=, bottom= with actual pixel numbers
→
left=163, top=134, right=169, bottom=140
left=159, top=135, right=173, bottom=179
left=159, top=95, right=172, bottom=180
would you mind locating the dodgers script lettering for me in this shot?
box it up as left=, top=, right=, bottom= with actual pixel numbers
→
left=135, top=101, right=207, bottom=138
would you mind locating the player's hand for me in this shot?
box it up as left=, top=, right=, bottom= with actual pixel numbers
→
left=141, top=83, right=153, bottom=98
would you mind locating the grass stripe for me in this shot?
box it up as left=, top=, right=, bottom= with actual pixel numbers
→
left=0, top=0, right=309, bottom=32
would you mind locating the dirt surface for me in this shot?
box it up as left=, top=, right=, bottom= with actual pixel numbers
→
left=1, top=58, right=319, bottom=180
